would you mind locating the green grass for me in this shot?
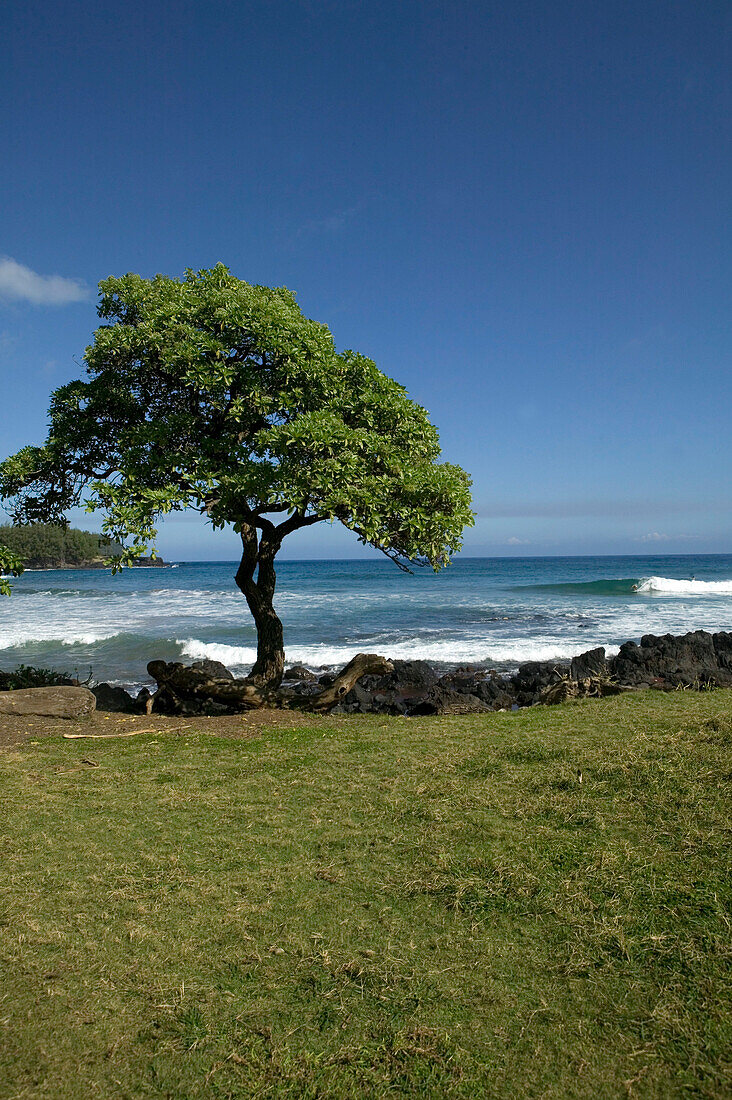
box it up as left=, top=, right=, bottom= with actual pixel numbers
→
left=1, top=691, right=731, bottom=1098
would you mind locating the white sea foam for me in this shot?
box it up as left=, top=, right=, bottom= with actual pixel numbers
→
left=4, top=561, right=730, bottom=685
left=637, top=576, right=732, bottom=596
left=178, top=636, right=621, bottom=670
left=179, top=639, right=259, bottom=666
left=0, top=629, right=122, bottom=650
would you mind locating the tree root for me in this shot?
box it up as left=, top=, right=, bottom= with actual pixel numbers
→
left=145, top=654, right=394, bottom=716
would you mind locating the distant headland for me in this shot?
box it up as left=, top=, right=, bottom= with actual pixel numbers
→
left=0, top=524, right=166, bottom=570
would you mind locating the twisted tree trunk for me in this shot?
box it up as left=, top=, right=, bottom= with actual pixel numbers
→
left=234, top=522, right=285, bottom=688
left=145, top=653, right=394, bottom=714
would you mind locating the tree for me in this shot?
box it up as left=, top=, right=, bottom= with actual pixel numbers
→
left=0, top=265, right=473, bottom=686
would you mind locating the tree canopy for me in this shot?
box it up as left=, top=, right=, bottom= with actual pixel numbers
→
left=0, top=545, right=23, bottom=596
left=0, top=265, right=473, bottom=682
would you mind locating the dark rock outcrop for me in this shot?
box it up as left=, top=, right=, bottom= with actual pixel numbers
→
left=86, top=631, right=732, bottom=721
left=92, top=683, right=136, bottom=713
left=609, top=631, right=732, bottom=689
left=512, top=661, right=568, bottom=705
left=570, top=647, right=608, bottom=681
left=472, top=675, right=517, bottom=709
left=408, top=685, right=488, bottom=716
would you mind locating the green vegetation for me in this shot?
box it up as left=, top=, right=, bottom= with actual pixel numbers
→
left=0, top=664, right=71, bottom=690
left=0, top=265, right=473, bottom=685
left=1, top=691, right=730, bottom=1098
left=0, top=543, right=23, bottom=595
left=0, top=523, right=120, bottom=570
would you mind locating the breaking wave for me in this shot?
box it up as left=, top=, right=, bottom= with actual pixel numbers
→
left=0, top=629, right=122, bottom=650
left=518, top=576, right=732, bottom=597
left=177, top=636, right=620, bottom=671
left=635, top=576, right=732, bottom=596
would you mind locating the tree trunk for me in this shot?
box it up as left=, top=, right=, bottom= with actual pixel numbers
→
left=234, top=523, right=285, bottom=689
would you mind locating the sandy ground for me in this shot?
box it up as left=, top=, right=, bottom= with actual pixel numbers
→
left=0, top=707, right=327, bottom=751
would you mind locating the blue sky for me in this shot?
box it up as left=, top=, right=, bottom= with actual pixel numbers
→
left=1, top=0, right=730, bottom=560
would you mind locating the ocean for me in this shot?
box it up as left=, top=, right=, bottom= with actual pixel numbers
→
left=2, top=554, right=731, bottom=692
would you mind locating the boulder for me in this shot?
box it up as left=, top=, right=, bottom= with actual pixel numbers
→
left=190, top=659, right=234, bottom=680
left=0, top=686, right=96, bottom=719
left=440, top=670, right=484, bottom=695
left=570, top=647, right=608, bottom=681
left=511, top=661, right=568, bottom=704
left=92, top=683, right=136, bottom=713
left=283, top=664, right=318, bottom=682
left=472, top=675, right=517, bottom=710
left=408, top=685, right=488, bottom=716
left=389, top=660, right=440, bottom=690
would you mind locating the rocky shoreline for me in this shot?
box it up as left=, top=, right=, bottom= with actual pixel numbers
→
left=85, top=630, right=732, bottom=717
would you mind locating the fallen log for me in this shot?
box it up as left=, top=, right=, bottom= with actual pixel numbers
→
left=304, top=654, right=394, bottom=712
left=145, top=654, right=394, bottom=715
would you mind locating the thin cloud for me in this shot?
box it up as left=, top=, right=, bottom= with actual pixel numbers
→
left=0, top=257, right=90, bottom=305
left=638, top=532, right=700, bottom=543
left=506, top=536, right=531, bottom=545
left=296, top=203, right=362, bottom=239
left=478, top=499, right=718, bottom=519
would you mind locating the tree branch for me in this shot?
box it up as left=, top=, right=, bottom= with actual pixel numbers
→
left=275, top=510, right=325, bottom=539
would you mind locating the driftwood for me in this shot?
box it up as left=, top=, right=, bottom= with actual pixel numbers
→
left=146, top=654, right=394, bottom=716
left=305, top=654, right=394, bottom=712
left=63, top=726, right=193, bottom=739
left=538, top=675, right=630, bottom=706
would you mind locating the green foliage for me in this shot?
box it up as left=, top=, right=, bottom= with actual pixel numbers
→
left=0, top=524, right=120, bottom=570
left=0, top=544, right=23, bottom=596
left=0, top=664, right=70, bottom=690
left=0, top=265, right=473, bottom=570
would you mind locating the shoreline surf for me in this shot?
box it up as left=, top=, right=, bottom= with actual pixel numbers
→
left=1, top=555, right=730, bottom=691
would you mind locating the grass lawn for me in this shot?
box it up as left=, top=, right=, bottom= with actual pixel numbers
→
left=1, top=691, right=731, bottom=1099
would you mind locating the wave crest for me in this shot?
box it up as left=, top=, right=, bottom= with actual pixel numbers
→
left=177, top=637, right=619, bottom=671
left=636, top=576, right=732, bottom=596
left=0, top=630, right=122, bottom=650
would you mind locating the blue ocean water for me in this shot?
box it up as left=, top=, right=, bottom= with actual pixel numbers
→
left=1, top=555, right=731, bottom=691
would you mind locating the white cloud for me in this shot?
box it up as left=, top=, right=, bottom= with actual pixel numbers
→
left=638, top=531, right=699, bottom=543
left=506, top=536, right=531, bottom=545
left=0, top=257, right=90, bottom=305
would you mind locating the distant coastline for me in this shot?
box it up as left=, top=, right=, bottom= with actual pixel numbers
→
left=0, top=523, right=167, bottom=571
left=21, top=557, right=168, bottom=571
